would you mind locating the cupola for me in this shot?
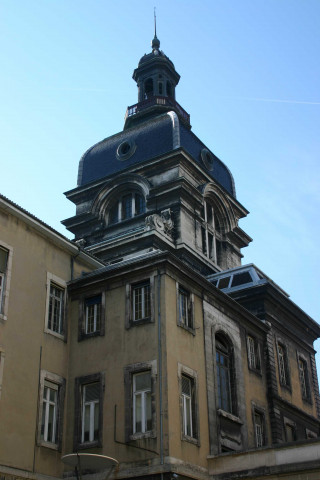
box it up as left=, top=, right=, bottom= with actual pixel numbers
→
left=124, top=33, right=190, bottom=129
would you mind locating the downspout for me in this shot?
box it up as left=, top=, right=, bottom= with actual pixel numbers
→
left=157, top=270, right=164, bottom=466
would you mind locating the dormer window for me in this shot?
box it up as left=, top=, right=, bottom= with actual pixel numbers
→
left=109, top=193, right=145, bottom=225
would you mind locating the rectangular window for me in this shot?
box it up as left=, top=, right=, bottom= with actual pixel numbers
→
left=0, top=247, right=9, bottom=315
left=85, top=295, right=101, bottom=334
left=133, top=282, right=151, bottom=321
left=82, top=382, right=100, bottom=443
left=38, top=371, right=65, bottom=450
left=41, top=381, right=58, bottom=444
left=298, top=357, right=310, bottom=400
left=182, top=375, right=195, bottom=438
left=178, top=286, right=193, bottom=330
left=48, top=282, right=64, bottom=335
left=178, top=363, right=199, bottom=443
left=124, top=360, right=156, bottom=441
left=285, top=423, right=295, bottom=442
left=254, top=411, right=265, bottom=447
left=247, top=335, right=261, bottom=371
left=75, top=373, right=103, bottom=448
left=133, top=372, right=152, bottom=434
left=277, top=342, right=290, bottom=388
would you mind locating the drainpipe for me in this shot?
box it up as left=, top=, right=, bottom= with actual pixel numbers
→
left=157, top=270, right=164, bottom=466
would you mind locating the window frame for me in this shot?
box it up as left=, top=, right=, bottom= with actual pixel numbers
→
left=246, top=334, right=261, bottom=373
left=74, top=372, right=104, bottom=450
left=215, top=333, right=237, bottom=416
left=37, top=370, right=65, bottom=451
left=108, top=192, right=145, bottom=225
left=200, top=200, right=223, bottom=266
left=45, top=273, right=66, bottom=339
left=126, top=277, right=154, bottom=328
left=176, top=283, right=195, bottom=333
left=252, top=404, right=267, bottom=448
left=276, top=338, right=291, bottom=390
left=124, top=360, right=157, bottom=441
left=297, top=352, right=312, bottom=403
left=0, top=347, right=5, bottom=400
left=78, top=292, right=105, bottom=341
left=0, top=243, right=13, bottom=322
left=283, top=416, right=296, bottom=443
left=178, top=363, right=199, bottom=445
left=132, top=371, right=152, bottom=435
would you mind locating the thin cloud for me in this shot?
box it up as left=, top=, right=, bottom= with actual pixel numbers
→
left=229, top=96, right=320, bottom=105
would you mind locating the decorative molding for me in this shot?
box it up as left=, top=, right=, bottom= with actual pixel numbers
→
left=145, top=208, right=174, bottom=239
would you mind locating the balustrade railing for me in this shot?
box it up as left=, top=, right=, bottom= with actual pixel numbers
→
left=125, top=96, right=190, bottom=125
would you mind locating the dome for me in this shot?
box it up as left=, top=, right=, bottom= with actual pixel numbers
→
left=77, top=112, right=236, bottom=198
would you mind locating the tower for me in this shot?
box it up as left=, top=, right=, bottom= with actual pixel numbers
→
left=62, top=34, right=251, bottom=275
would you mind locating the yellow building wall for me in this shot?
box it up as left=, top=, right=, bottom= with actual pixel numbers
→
left=0, top=207, right=98, bottom=477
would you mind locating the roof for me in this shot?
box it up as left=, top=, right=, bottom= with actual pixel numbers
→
left=0, top=193, right=103, bottom=269
left=78, top=112, right=236, bottom=197
left=207, top=263, right=289, bottom=296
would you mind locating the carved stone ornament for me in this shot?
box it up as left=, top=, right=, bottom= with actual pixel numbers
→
left=145, top=208, right=174, bottom=239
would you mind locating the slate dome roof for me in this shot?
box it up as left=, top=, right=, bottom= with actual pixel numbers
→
left=77, top=112, right=236, bottom=198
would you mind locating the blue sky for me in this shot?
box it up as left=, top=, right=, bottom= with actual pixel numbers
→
left=1, top=1, right=320, bottom=363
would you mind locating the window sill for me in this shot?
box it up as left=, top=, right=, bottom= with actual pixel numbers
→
left=178, top=322, right=195, bottom=335
left=182, top=434, right=200, bottom=446
left=248, top=366, right=262, bottom=377
left=79, top=330, right=102, bottom=341
left=130, top=430, right=155, bottom=441
left=302, top=396, right=313, bottom=406
left=128, top=317, right=153, bottom=328
left=279, top=382, right=292, bottom=393
left=77, top=440, right=102, bottom=450
left=44, top=328, right=65, bottom=341
left=218, top=409, right=243, bottom=425
left=38, top=440, right=59, bottom=451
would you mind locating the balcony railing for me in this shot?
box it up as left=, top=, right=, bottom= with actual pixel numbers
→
left=125, top=95, right=190, bottom=126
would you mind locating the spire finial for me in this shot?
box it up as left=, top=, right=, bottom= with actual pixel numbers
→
left=152, top=7, right=160, bottom=51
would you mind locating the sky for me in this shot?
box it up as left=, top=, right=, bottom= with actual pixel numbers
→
left=1, top=1, right=319, bottom=364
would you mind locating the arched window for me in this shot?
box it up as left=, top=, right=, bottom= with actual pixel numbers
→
left=109, top=192, right=146, bottom=225
left=201, top=201, right=222, bottom=266
left=216, top=333, right=236, bottom=414
left=144, top=78, right=154, bottom=98
left=166, top=81, right=172, bottom=97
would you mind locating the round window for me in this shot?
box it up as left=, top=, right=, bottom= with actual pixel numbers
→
left=116, top=139, right=137, bottom=161
left=201, top=148, right=214, bottom=171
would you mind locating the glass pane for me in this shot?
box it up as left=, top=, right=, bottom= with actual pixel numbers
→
left=135, top=194, right=145, bottom=215
left=85, top=383, right=99, bottom=402
left=185, top=396, right=192, bottom=436
left=218, top=277, right=231, bottom=289
left=0, top=248, right=8, bottom=273
left=135, top=393, right=142, bottom=432
left=144, top=285, right=151, bottom=317
left=135, top=372, right=151, bottom=391
left=41, top=403, right=46, bottom=439
left=122, top=194, right=132, bottom=219
left=84, top=404, right=90, bottom=442
left=48, top=403, right=54, bottom=442
left=94, top=402, right=99, bottom=440
left=146, top=391, right=152, bottom=431
left=109, top=203, right=119, bottom=224
left=134, top=286, right=142, bottom=320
